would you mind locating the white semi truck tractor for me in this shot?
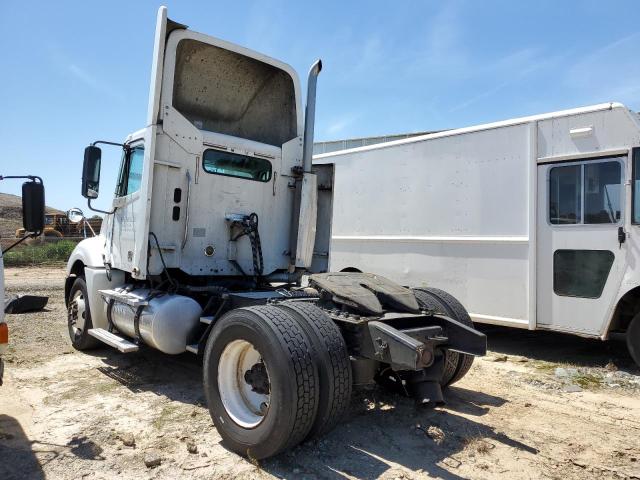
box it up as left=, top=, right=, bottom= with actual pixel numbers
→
left=65, top=7, right=486, bottom=459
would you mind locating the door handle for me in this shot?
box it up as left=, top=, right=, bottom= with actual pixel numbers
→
left=618, top=226, right=626, bottom=247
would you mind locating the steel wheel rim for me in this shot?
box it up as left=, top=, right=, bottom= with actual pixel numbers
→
left=68, top=290, right=87, bottom=336
left=218, top=339, right=270, bottom=428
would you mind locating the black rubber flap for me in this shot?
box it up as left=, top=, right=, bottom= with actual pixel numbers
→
left=4, top=295, right=49, bottom=314
left=309, top=272, right=420, bottom=316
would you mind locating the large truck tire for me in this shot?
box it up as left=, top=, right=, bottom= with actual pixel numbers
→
left=67, top=277, right=100, bottom=350
left=627, top=313, right=640, bottom=367
left=203, top=305, right=319, bottom=459
left=276, top=301, right=352, bottom=439
left=412, top=287, right=475, bottom=386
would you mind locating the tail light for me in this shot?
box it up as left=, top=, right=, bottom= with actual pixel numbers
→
left=0, top=323, right=8, bottom=345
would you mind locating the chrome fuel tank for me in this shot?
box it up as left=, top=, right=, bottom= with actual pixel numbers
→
left=104, top=289, right=202, bottom=354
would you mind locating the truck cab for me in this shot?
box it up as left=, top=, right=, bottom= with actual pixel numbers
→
left=64, top=7, right=486, bottom=459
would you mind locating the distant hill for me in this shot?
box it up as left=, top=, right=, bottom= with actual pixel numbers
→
left=0, top=192, right=63, bottom=238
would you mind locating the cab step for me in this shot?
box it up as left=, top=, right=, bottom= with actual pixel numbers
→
left=88, top=328, right=139, bottom=353
left=98, top=289, right=149, bottom=308
left=200, top=316, right=213, bottom=325
left=186, top=344, right=199, bottom=354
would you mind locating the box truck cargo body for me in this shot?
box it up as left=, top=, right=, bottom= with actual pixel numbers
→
left=314, top=103, right=640, bottom=363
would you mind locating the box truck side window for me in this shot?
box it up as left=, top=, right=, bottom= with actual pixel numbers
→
left=584, top=162, right=621, bottom=223
left=553, top=250, right=614, bottom=298
left=549, top=160, right=622, bottom=225
left=633, top=148, right=640, bottom=224
left=549, top=165, right=581, bottom=224
left=202, top=149, right=272, bottom=182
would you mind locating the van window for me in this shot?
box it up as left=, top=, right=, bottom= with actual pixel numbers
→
left=202, top=149, right=272, bottom=182
left=553, top=249, right=614, bottom=298
left=549, top=165, right=581, bottom=224
left=549, top=159, right=622, bottom=225
left=584, top=162, right=621, bottom=223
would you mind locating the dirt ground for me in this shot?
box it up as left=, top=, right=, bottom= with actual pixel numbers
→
left=1, top=267, right=640, bottom=480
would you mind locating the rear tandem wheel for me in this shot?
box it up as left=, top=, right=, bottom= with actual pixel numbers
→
left=275, top=301, right=352, bottom=439
left=203, top=305, right=319, bottom=459
left=412, top=287, right=475, bottom=386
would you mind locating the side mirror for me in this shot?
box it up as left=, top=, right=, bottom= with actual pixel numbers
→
left=22, top=181, right=45, bottom=234
left=82, top=145, right=102, bottom=199
left=67, top=207, right=85, bottom=224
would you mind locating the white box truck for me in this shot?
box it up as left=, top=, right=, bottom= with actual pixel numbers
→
left=64, top=7, right=486, bottom=459
left=314, top=103, right=640, bottom=366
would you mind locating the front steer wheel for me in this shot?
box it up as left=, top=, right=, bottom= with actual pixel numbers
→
left=203, top=305, right=319, bottom=459
left=67, top=277, right=100, bottom=350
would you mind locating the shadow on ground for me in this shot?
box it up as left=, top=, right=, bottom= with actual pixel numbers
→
left=0, top=415, right=45, bottom=480
left=0, top=414, right=105, bottom=480
left=261, top=386, right=533, bottom=480
left=478, top=325, right=638, bottom=372
left=84, top=346, right=537, bottom=479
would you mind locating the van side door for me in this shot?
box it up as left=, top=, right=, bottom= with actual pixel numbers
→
left=536, top=156, right=627, bottom=335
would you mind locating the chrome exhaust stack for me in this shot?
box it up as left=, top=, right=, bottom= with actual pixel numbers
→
left=302, top=59, right=322, bottom=172
left=293, top=60, right=322, bottom=269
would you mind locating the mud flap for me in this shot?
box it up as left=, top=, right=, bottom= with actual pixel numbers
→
left=4, top=295, right=49, bottom=314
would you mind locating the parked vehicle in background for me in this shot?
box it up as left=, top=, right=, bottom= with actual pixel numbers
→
left=314, top=103, right=640, bottom=366
left=15, top=212, right=101, bottom=239
left=0, top=175, right=45, bottom=384
left=63, top=7, right=486, bottom=460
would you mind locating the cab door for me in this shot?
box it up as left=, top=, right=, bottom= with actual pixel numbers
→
left=104, top=143, right=146, bottom=272
left=103, top=7, right=174, bottom=278
left=536, top=156, right=627, bottom=335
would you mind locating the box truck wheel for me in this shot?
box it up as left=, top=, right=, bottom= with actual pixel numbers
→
left=203, top=305, right=319, bottom=459
left=276, top=301, right=352, bottom=439
left=67, top=277, right=100, bottom=350
left=412, top=288, right=475, bottom=386
left=627, top=313, right=640, bottom=367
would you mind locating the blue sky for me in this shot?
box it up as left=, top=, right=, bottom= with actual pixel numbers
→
left=1, top=0, right=640, bottom=212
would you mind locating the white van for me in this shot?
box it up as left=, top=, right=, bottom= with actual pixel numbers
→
left=314, top=103, right=640, bottom=365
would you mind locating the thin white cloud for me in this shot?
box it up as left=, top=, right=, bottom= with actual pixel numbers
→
left=450, top=48, right=564, bottom=112
left=563, top=32, right=640, bottom=105
left=67, top=63, right=124, bottom=101
left=326, top=114, right=359, bottom=136
left=47, top=44, right=124, bottom=102
left=68, top=64, right=101, bottom=91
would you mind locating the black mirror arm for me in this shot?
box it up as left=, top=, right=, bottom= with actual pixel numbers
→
left=1, top=232, right=40, bottom=255
left=87, top=198, right=116, bottom=215
left=0, top=175, right=43, bottom=184
left=92, top=140, right=126, bottom=149
left=84, top=140, right=129, bottom=215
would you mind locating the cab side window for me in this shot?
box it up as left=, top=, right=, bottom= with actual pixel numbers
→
left=115, top=146, right=144, bottom=197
